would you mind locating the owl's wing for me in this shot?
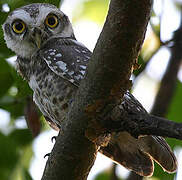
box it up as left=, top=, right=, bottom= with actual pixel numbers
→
left=100, top=132, right=177, bottom=177
left=99, top=132, right=154, bottom=177
left=39, top=37, right=92, bottom=86
left=100, top=92, right=177, bottom=176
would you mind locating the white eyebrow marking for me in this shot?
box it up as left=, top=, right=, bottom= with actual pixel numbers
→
left=11, top=9, right=34, bottom=24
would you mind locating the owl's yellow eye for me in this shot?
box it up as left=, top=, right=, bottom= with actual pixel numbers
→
left=12, top=20, right=26, bottom=34
left=45, top=14, right=58, bottom=28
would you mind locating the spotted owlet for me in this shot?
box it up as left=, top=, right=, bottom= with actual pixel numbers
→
left=3, top=3, right=177, bottom=176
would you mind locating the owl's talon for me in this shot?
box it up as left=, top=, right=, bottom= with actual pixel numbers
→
left=44, top=153, right=51, bottom=158
left=51, top=136, right=57, bottom=143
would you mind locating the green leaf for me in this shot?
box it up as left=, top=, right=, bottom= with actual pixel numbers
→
left=22, top=168, right=33, bottom=180
left=167, top=81, right=182, bottom=123
left=153, top=163, right=175, bottom=180
left=8, top=129, right=33, bottom=147
left=0, top=132, right=19, bottom=179
left=166, top=81, right=182, bottom=148
left=94, top=170, right=122, bottom=180
left=0, top=59, right=14, bottom=97
left=2, top=100, right=25, bottom=119
left=0, top=69, right=33, bottom=119
left=73, top=0, right=109, bottom=24
left=12, top=70, right=33, bottom=98
left=94, top=171, right=110, bottom=180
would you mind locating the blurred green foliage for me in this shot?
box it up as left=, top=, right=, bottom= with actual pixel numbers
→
left=94, top=170, right=122, bottom=180
left=73, top=0, right=109, bottom=24
left=0, top=1, right=61, bottom=180
left=0, top=0, right=182, bottom=180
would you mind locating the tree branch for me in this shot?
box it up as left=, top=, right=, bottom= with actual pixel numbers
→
left=41, top=0, right=153, bottom=179
left=151, top=15, right=182, bottom=116
left=97, top=92, right=182, bottom=140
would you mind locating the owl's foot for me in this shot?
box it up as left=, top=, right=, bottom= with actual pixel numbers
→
left=44, top=153, right=51, bottom=158
left=51, top=136, right=57, bottom=143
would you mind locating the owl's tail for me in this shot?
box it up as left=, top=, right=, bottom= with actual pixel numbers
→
left=99, top=132, right=177, bottom=177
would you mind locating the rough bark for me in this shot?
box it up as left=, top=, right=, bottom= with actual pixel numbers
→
left=41, top=0, right=153, bottom=179
left=97, top=95, right=182, bottom=140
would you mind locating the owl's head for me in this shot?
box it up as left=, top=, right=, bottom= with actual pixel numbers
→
left=3, top=3, right=74, bottom=58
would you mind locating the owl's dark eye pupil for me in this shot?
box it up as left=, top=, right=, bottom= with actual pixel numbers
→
left=45, top=15, right=58, bottom=28
left=15, top=22, right=23, bottom=30
left=48, top=17, right=56, bottom=25
left=12, top=20, right=25, bottom=34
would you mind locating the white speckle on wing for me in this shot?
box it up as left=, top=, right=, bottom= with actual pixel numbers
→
left=77, top=59, right=80, bottom=62
left=56, top=61, right=67, bottom=71
left=68, top=71, right=74, bottom=76
left=84, top=55, right=90, bottom=59
left=124, top=94, right=131, bottom=100
left=80, top=70, right=85, bottom=75
left=136, top=107, right=142, bottom=111
left=80, top=65, right=86, bottom=69
left=47, top=56, right=51, bottom=59
left=48, top=49, right=53, bottom=52
left=50, top=52, right=55, bottom=56
left=72, top=63, right=74, bottom=65
left=70, top=79, right=75, bottom=83
left=62, top=71, right=67, bottom=75
left=75, top=48, right=81, bottom=53
left=55, top=53, right=62, bottom=57
left=74, top=74, right=83, bottom=80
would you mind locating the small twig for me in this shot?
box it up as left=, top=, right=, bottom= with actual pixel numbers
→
left=99, top=109, right=182, bottom=140
left=97, top=92, right=182, bottom=140
left=151, top=10, right=182, bottom=116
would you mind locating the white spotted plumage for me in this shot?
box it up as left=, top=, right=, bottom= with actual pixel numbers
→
left=40, top=37, right=91, bottom=86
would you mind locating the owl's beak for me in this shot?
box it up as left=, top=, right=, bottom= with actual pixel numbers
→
left=34, top=33, right=41, bottom=49
left=32, top=27, right=42, bottom=48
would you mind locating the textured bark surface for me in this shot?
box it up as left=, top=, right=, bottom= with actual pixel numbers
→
left=41, top=0, right=153, bottom=179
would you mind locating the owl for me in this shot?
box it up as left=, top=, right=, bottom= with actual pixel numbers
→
left=3, top=3, right=177, bottom=177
